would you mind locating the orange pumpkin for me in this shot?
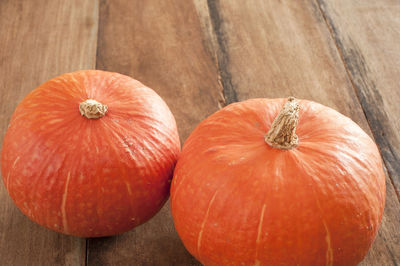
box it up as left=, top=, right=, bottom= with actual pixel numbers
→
left=1, top=70, right=180, bottom=237
left=171, top=97, right=385, bottom=265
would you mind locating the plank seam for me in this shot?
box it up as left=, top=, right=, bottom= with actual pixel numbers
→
left=206, top=0, right=238, bottom=105
left=95, top=0, right=102, bottom=70
left=85, top=239, right=89, bottom=266
left=315, top=0, right=400, bottom=203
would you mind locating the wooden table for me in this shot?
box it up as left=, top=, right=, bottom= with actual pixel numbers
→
left=0, top=1, right=399, bottom=265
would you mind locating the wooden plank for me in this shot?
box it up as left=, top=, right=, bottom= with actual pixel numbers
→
left=200, top=0, right=400, bottom=265
left=87, top=0, right=223, bottom=265
left=0, top=0, right=98, bottom=265
left=317, top=0, right=400, bottom=200
left=315, top=0, right=400, bottom=263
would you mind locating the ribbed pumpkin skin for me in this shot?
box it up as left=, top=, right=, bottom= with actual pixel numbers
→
left=1, top=70, right=180, bottom=237
left=171, top=98, right=385, bottom=266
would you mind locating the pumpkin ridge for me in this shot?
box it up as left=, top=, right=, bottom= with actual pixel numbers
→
left=197, top=190, right=219, bottom=255
left=60, top=171, right=71, bottom=233
left=322, top=220, right=334, bottom=266
left=254, top=203, right=267, bottom=264
left=310, top=182, right=335, bottom=266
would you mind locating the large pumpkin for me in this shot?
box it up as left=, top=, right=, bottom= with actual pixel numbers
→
left=1, top=70, right=180, bottom=237
left=171, top=97, right=385, bottom=265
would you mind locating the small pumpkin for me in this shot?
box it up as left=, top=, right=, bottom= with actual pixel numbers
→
left=171, top=97, right=385, bottom=265
left=1, top=70, right=180, bottom=237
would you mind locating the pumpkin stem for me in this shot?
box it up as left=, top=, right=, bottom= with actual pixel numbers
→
left=79, top=99, right=108, bottom=119
left=265, top=97, right=299, bottom=149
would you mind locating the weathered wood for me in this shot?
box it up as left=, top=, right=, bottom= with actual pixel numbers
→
left=0, top=0, right=98, bottom=265
left=1, top=0, right=398, bottom=265
left=316, top=0, right=400, bottom=263
left=198, top=0, right=400, bottom=265
left=88, top=0, right=223, bottom=264
left=317, top=0, right=400, bottom=201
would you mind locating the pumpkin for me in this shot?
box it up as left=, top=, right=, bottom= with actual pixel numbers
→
left=171, top=97, right=385, bottom=265
left=1, top=70, right=180, bottom=237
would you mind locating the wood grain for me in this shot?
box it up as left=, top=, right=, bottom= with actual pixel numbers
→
left=198, top=0, right=400, bottom=265
left=317, top=0, right=400, bottom=201
left=0, top=0, right=98, bottom=265
left=316, top=0, right=400, bottom=262
left=87, top=0, right=223, bottom=265
left=0, top=0, right=398, bottom=265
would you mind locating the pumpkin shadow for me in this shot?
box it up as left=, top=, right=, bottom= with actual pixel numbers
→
left=87, top=230, right=199, bottom=266
left=86, top=202, right=200, bottom=266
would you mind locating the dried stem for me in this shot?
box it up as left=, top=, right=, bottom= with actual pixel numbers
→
left=79, top=99, right=108, bottom=119
left=265, top=97, right=299, bottom=149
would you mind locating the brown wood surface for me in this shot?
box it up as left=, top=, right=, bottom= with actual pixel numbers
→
left=0, top=0, right=98, bottom=265
left=0, top=0, right=398, bottom=265
left=87, top=0, right=222, bottom=265
left=316, top=0, right=400, bottom=263
left=201, top=1, right=400, bottom=265
left=317, top=0, right=400, bottom=201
